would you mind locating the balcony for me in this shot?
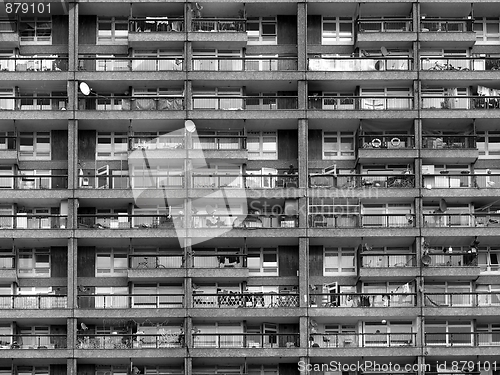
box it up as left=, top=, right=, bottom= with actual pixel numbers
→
left=0, top=136, right=17, bottom=163
left=192, top=214, right=299, bottom=229
left=0, top=96, right=68, bottom=111
left=192, top=333, right=299, bottom=348
left=192, top=292, right=299, bottom=308
left=78, top=57, right=184, bottom=72
left=421, top=57, right=500, bottom=71
left=308, top=292, right=416, bottom=308
left=129, top=253, right=183, bottom=269
left=0, top=214, right=67, bottom=229
left=356, top=18, right=415, bottom=48
left=423, top=213, right=500, bottom=228
left=419, top=18, right=476, bottom=47
left=423, top=173, right=499, bottom=189
left=0, top=174, right=68, bottom=189
left=359, top=253, right=418, bottom=279
left=309, top=174, right=415, bottom=189
left=0, top=20, right=18, bottom=47
left=192, top=96, right=298, bottom=111
left=0, top=294, right=67, bottom=309
left=192, top=173, right=297, bottom=189
left=308, top=96, right=414, bottom=111
left=78, top=96, right=184, bottom=111
left=421, top=96, right=500, bottom=110
left=424, top=292, right=500, bottom=307
left=308, top=57, right=412, bottom=72
left=128, top=17, right=185, bottom=47
left=77, top=333, right=184, bottom=349
left=0, top=334, right=67, bottom=349
left=77, top=293, right=184, bottom=309
left=357, top=134, right=417, bottom=163
left=309, top=332, right=416, bottom=348
left=77, top=214, right=181, bottom=230
left=192, top=57, right=298, bottom=72
left=425, top=332, right=500, bottom=347
left=0, top=254, right=15, bottom=281
left=192, top=18, right=245, bottom=33
left=422, top=252, right=478, bottom=266
left=0, top=57, right=68, bottom=72
left=421, top=135, right=478, bottom=163
left=308, top=214, right=415, bottom=229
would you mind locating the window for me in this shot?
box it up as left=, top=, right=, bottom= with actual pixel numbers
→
left=132, top=49, right=184, bottom=71
left=192, top=49, right=242, bottom=71
left=19, top=170, right=51, bottom=189
left=132, top=283, right=183, bottom=308
left=95, top=248, right=128, bottom=276
left=19, top=132, right=50, bottom=160
left=364, top=321, right=413, bottom=347
left=94, top=286, right=128, bottom=308
left=96, top=366, right=129, bottom=375
left=477, top=131, right=500, bottom=157
left=425, top=282, right=472, bottom=306
left=18, top=326, right=50, bottom=349
left=16, top=366, right=49, bottom=375
left=425, top=321, right=473, bottom=346
left=247, top=131, right=277, bottom=159
left=324, top=248, right=356, bottom=274
left=360, top=88, right=412, bottom=110
left=19, top=17, right=51, bottom=44
left=247, top=248, right=278, bottom=275
left=247, top=17, right=277, bottom=44
left=96, top=132, right=128, bottom=159
left=98, top=17, right=128, bottom=44
left=474, top=18, right=500, bottom=43
left=248, top=365, right=278, bottom=375
left=478, top=247, right=500, bottom=271
left=132, top=164, right=183, bottom=189
left=322, top=17, right=353, bottom=45
left=0, top=205, right=13, bottom=229
left=192, top=88, right=243, bottom=110
left=323, top=131, right=355, bottom=159
left=0, top=166, right=13, bottom=189
left=17, top=249, right=50, bottom=277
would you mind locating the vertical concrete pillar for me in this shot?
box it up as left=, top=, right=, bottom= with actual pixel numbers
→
left=67, top=238, right=77, bottom=309
left=299, top=237, right=309, bottom=308
left=298, top=119, right=308, bottom=188
left=68, top=120, right=77, bottom=190
left=297, top=2, right=307, bottom=72
left=299, top=316, right=309, bottom=349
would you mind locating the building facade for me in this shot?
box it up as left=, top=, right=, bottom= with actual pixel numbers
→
left=0, top=0, right=500, bottom=374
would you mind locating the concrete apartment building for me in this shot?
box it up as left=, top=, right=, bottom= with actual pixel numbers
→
left=0, top=0, right=499, bottom=374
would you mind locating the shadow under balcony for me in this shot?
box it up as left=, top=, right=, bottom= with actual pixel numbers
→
left=358, top=252, right=419, bottom=279
left=355, top=18, right=416, bottom=48
left=419, top=18, right=476, bottom=47
left=421, top=135, right=478, bottom=163
left=421, top=252, right=480, bottom=279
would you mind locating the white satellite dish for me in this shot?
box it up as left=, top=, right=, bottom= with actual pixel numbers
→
left=185, top=120, right=196, bottom=133
left=79, top=82, right=92, bottom=96
left=381, top=46, right=389, bottom=56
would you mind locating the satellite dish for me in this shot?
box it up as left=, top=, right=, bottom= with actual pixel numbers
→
left=439, top=198, right=448, bottom=213
left=205, top=205, right=216, bottom=215
left=185, top=120, right=196, bottom=133
left=81, top=322, right=88, bottom=331
left=79, top=82, right=91, bottom=96
left=381, top=46, right=389, bottom=56
left=421, top=254, right=431, bottom=266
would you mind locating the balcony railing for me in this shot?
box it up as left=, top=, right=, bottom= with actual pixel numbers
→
left=192, top=333, right=299, bottom=348
left=193, top=292, right=299, bottom=308
left=192, top=18, right=246, bottom=32
left=421, top=57, right=500, bottom=71
left=77, top=333, right=184, bottom=349
left=192, top=214, right=299, bottom=229
left=420, top=19, right=473, bottom=32
left=0, top=254, right=14, bottom=269
left=129, top=253, right=184, bottom=269
left=309, top=174, right=415, bottom=189
left=423, top=173, right=499, bottom=188
left=193, top=174, right=297, bottom=189
left=0, top=215, right=67, bottom=229
left=79, top=96, right=184, bottom=111
left=77, top=214, right=183, bottom=229
left=194, top=135, right=246, bottom=150
left=424, top=292, right=500, bottom=307
left=308, top=214, right=415, bottom=228
left=0, top=136, right=16, bottom=151
left=308, top=57, right=412, bottom=71
left=192, top=57, right=298, bottom=71
left=191, top=252, right=245, bottom=268
left=77, top=294, right=184, bottom=309
left=192, top=96, right=298, bottom=110
left=422, top=96, right=500, bottom=110
left=422, top=135, right=476, bottom=149
left=0, top=334, right=67, bottom=349
left=0, top=57, right=68, bottom=72
left=0, top=96, right=68, bottom=111
left=357, top=19, right=413, bottom=32
left=423, top=213, right=500, bottom=228
left=309, top=333, right=416, bottom=348
left=0, top=174, right=68, bottom=189
left=0, top=20, right=17, bottom=33
left=360, top=253, right=417, bottom=268
left=130, top=134, right=184, bottom=150
left=422, top=253, right=478, bottom=267
left=425, top=332, right=500, bottom=346
left=78, top=174, right=185, bottom=189
left=0, top=294, right=67, bottom=309
left=359, top=134, right=415, bottom=149
left=78, top=57, right=184, bottom=72
left=129, top=17, right=184, bottom=32
left=308, top=96, right=413, bottom=110
left=309, top=293, right=416, bottom=308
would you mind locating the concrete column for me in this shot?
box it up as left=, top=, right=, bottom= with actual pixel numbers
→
left=298, top=80, right=307, bottom=111
left=299, top=357, right=309, bottom=375
left=297, top=2, right=307, bottom=72
left=68, top=197, right=78, bottom=230
left=298, top=237, right=309, bottom=307
left=68, top=119, right=77, bottom=190
left=67, top=317, right=77, bottom=350
left=299, top=316, right=309, bottom=349
left=185, top=80, right=192, bottom=111
left=67, top=238, right=77, bottom=309
left=68, top=1, right=78, bottom=111
left=298, top=119, right=308, bottom=188
left=67, top=358, right=77, bottom=375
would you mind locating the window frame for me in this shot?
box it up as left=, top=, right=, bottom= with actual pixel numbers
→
left=247, top=17, right=277, bottom=45
left=474, top=17, right=500, bottom=44
left=247, top=248, right=278, bottom=276
left=97, top=17, right=129, bottom=44
left=19, top=17, right=52, bottom=44
left=17, top=248, right=50, bottom=277
left=18, top=132, right=51, bottom=160
left=324, top=247, right=356, bottom=275
left=322, top=16, right=354, bottom=45
left=322, top=131, right=355, bottom=159
left=247, top=131, right=278, bottom=160
left=95, top=248, right=128, bottom=277
left=96, top=132, right=128, bottom=160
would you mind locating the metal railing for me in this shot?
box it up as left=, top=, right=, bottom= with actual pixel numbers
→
left=78, top=57, right=184, bottom=72
left=420, top=57, right=500, bottom=71
left=0, top=334, right=67, bottom=349
left=308, top=57, right=412, bottom=71
left=425, top=332, right=500, bottom=346
left=129, top=17, right=184, bottom=32
left=422, top=96, right=500, bottom=110
left=77, top=294, right=184, bottom=309
left=308, top=214, right=415, bottom=228
left=192, top=18, right=246, bottom=32
left=309, top=174, right=415, bottom=189
left=78, top=174, right=185, bottom=189
left=194, top=135, right=246, bottom=150
left=357, top=19, right=413, bottom=32
left=309, top=293, right=416, bottom=307
left=359, top=134, right=415, bottom=149
left=0, top=254, right=14, bottom=269
left=78, top=96, right=184, bottom=111
left=309, top=332, right=416, bottom=348
left=191, top=252, right=245, bottom=268
left=0, top=136, right=16, bottom=151
left=77, top=333, right=184, bottom=349
left=192, top=57, right=298, bottom=71
left=360, top=253, right=417, bottom=268
left=422, top=135, right=476, bottom=148
left=193, top=292, right=299, bottom=308
left=77, top=214, right=183, bottom=229
left=192, top=214, right=299, bottom=229
left=0, top=96, right=68, bottom=111
left=0, top=57, right=68, bottom=72
left=420, top=19, right=473, bottom=32
left=0, top=20, right=16, bottom=32
left=0, top=174, right=68, bottom=189
left=422, top=253, right=478, bottom=267
left=423, top=213, right=500, bottom=228
left=192, top=96, right=298, bottom=110
left=129, top=253, right=184, bottom=269
left=422, top=173, right=500, bottom=188
left=0, top=295, right=67, bottom=309
left=308, top=96, right=413, bottom=110
left=0, top=215, right=67, bottom=229
left=424, top=292, right=500, bottom=307
left=193, top=173, right=298, bottom=189
left=192, top=333, right=299, bottom=348
left=129, top=135, right=184, bottom=150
